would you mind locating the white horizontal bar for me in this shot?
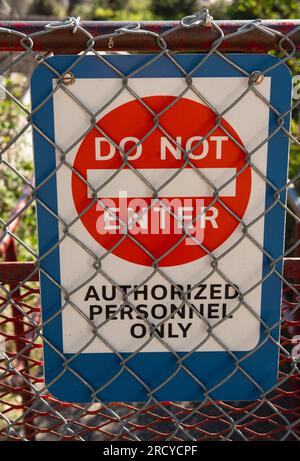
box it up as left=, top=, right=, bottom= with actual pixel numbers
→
left=86, top=168, right=236, bottom=198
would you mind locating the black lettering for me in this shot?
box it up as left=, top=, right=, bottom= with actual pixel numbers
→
left=152, top=304, right=167, bottom=319
left=151, top=323, right=164, bottom=338
left=170, top=284, right=184, bottom=300
left=168, top=323, right=179, bottom=338
left=106, top=304, right=117, bottom=319
left=197, top=303, right=204, bottom=317
left=187, top=305, right=195, bottom=319
left=194, top=284, right=207, bottom=300
left=207, top=303, right=220, bottom=319
left=84, top=286, right=99, bottom=301
left=210, top=284, right=222, bottom=300
left=178, top=322, right=192, bottom=337
left=170, top=303, right=187, bottom=319
left=119, top=285, right=131, bottom=295
left=120, top=305, right=134, bottom=320
left=151, top=285, right=167, bottom=300
left=89, top=305, right=102, bottom=321
left=222, top=303, right=233, bottom=319
left=131, top=323, right=147, bottom=338
left=225, top=284, right=239, bottom=299
left=133, top=285, right=148, bottom=300
left=136, top=304, right=148, bottom=319
left=102, top=285, right=116, bottom=301
left=186, top=284, right=192, bottom=300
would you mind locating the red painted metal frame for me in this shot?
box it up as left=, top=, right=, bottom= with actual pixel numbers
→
left=0, top=256, right=299, bottom=441
left=0, top=20, right=300, bottom=53
left=0, top=19, right=300, bottom=439
left=0, top=186, right=37, bottom=440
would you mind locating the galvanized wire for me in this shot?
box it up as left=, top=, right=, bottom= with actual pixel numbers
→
left=0, top=11, right=300, bottom=441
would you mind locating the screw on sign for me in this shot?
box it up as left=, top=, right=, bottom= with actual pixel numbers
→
left=72, top=96, right=251, bottom=266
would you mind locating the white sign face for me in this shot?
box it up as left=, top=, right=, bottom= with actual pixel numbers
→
left=54, top=76, right=269, bottom=353
left=32, top=54, right=291, bottom=402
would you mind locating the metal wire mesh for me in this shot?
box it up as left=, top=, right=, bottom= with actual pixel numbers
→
left=0, top=11, right=300, bottom=441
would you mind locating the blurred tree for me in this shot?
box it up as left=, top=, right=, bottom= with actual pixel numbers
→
left=207, top=0, right=230, bottom=20
left=228, top=0, right=300, bottom=19
left=73, top=0, right=154, bottom=20
left=30, top=0, right=68, bottom=16
left=151, top=0, right=198, bottom=19
left=105, top=0, right=131, bottom=9
left=67, top=0, right=88, bottom=13
left=3, top=0, right=34, bottom=17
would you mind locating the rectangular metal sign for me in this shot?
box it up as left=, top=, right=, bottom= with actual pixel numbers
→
left=31, top=54, right=291, bottom=402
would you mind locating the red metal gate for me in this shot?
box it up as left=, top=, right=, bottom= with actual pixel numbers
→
left=0, top=13, right=300, bottom=440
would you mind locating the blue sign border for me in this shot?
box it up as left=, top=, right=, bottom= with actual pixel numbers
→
left=31, top=54, right=291, bottom=403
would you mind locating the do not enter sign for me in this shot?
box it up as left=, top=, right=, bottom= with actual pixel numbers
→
left=32, top=54, right=292, bottom=403
left=72, top=96, right=251, bottom=266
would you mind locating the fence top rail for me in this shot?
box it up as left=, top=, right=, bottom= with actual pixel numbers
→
left=1, top=19, right=300, bottom=53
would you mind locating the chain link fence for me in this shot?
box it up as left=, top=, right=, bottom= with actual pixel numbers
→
left=0, top=11, right=300, bottom=441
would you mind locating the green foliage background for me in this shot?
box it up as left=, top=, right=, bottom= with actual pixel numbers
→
left=0, top=75, right=36, bottom=261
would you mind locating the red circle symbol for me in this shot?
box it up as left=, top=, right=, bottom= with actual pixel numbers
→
left=72, top=96, right=251, bottom=267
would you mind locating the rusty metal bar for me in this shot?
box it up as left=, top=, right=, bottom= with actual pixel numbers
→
left=2, top=238, right=37, bottom=441
left=0, top=261, right=38, bottom=283
left=1, top=20, right=300, bottom=53
left=283, top=258, right=300, bottom=280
